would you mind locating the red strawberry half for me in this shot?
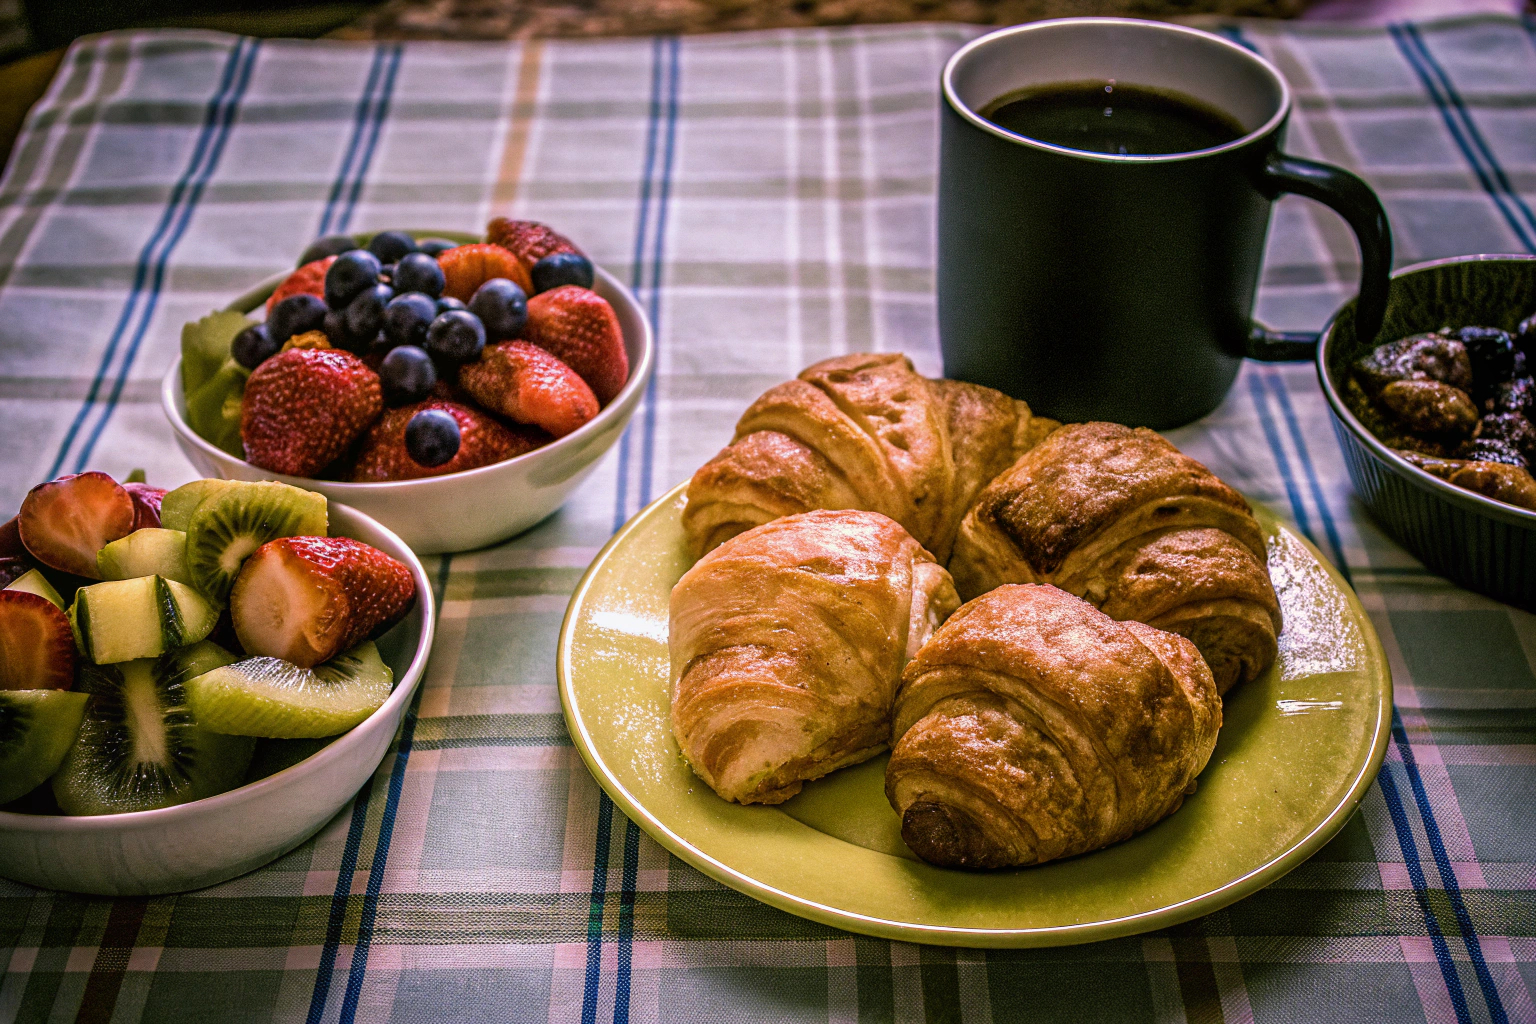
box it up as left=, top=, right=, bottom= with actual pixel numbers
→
left=523, top=286, right=629, bottom=405
left=0, top=590, right=76, bottom=690
left=18, top=472, right=135, bottom=579
left=485, top=217, right=581, bottom=268
left=231, top=536, right=416, bottom=668
left=241, top=348, right=383, bottom=478
left=267, top=255, right=336, bottom=313
left=458, top=341, right=599, bottom=438
left=349, top=400, right=544, bottom=481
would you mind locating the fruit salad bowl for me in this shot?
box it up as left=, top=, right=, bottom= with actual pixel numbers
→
left=162, top=236, right=654, bottom=555
left=0, top=501, right=435, bottom=896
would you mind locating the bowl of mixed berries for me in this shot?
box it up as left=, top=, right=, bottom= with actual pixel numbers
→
left=0, top=471, right=434, bottom=895
left=162, top=219, right=653, bottom=554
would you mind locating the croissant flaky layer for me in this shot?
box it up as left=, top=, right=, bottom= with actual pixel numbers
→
left=950, top=422, right=1281, bottom=693
left=682, top=352, right=1056, bottom=564
left=669, top=509, right=959, bottom=805
left=886, top=584, right=1222, bottom=869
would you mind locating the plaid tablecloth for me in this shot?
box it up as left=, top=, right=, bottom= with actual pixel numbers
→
left=1, top=14, right=1534, bottom=1023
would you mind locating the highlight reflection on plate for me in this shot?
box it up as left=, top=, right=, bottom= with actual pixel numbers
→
left=558, top=484, right=1392, bottom=947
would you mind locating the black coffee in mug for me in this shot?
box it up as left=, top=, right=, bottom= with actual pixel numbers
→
left=981, top=81, right=1245, bottom=156
left=938, top=19, right=1393, bottom=429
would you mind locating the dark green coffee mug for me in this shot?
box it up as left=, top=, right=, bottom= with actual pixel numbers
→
left=938, top=18, right=1392, bottom=429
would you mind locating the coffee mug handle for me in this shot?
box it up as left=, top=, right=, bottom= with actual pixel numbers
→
left=1244, top=152, right=1394, bottom=361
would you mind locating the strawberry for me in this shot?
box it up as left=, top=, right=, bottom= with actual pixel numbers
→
left=349, top=400, right=544, bottom=481
left=18, top=472, right=135, bottom=579
left=438, top=243, right=532, bottom=301
left=124, top=483, right=166, bottom=530
left=230, top=535, right=416, bottom=668
left=458, top=341, right=599, bottom=438
left=523, top=286, right=629, bottom=404
left=267, top=256, right=336, bottom=313
left=241, top=348, right=383, bottom=478
left=485, top=218, right=582, bottom=268
left=0, top=590, right=76, bottom=690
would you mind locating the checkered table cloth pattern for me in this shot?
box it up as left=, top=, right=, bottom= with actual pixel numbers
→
left=0, top=14, right=1533, bottom=1023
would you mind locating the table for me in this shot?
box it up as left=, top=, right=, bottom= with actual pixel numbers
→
left=1, top=15, right=1533, bottom=1023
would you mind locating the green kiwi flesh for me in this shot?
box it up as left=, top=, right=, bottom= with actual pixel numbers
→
left=51, top=641, right=255, bottom=815
left=0, top=689, right=88, bottom=805
left=184, top=482, right=328, bottom=603
left=98, top=529, right=193, bottom=586
left=160, top=480, right=235, bottom=532
left=185, top=641, right=393, bottom=738
left=4, top=568, right=64, bottom=608
left=72, top=576, right=218, bottom=664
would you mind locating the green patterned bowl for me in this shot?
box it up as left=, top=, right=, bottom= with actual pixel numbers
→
left=1317, top=254, right=1536, bottom=608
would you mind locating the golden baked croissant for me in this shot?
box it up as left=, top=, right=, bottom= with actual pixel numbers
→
left=669, top=508, right=960, bottom=805
left=949, top=422, right=1280, bottom=693
left=886, top=584, right=1221, bottom=869
left=682, top=353, right=1057, bottom=563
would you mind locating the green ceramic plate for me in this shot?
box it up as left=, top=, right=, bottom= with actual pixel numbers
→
left=557, top=484, right=1392, bottom=947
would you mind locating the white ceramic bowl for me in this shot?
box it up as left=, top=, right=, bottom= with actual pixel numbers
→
left=0, top=502, right=435, bottom=896
left=163, top=260, right=654, bottom=554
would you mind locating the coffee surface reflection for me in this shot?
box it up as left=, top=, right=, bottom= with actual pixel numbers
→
left=980, top=81, right=1246, bottom=156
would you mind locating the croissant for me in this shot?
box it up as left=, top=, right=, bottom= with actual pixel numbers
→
left=886, top=584, right=1221, bottom=869
left=669, top=508, right=960, bottom=805
left=682, top=353, right=1056, bottom=563
left=949, top=422, right=1280, bottom=693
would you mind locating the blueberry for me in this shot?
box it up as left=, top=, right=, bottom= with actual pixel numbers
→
left=530, top=251, right=594, bottom=293
left=416, top=238, right=458, bottom=259
left=367, top=230, right=416, bottom=265
left=425, top=310, right=487, bottom=363
left=379, top=345, right=438, bottom=407
left=267, top=293, right=328, bottom=344
left=405, top=409, right=461, bottom=467
left=323, top=308, right=364, bottom=353
left=231, top=323, right=279, bottom=369
left=382, top=292, right=438, bottom=350
left=393, top=252, right=445, bottom=298
left=298, top=234, right=358, bottom=267
left=1455, top=325, right=1517, bottom=393
left=436, top=296, right=467, bottom=314
left=346, top=283, right=395, bottom=341
left=1518, top=312, right=1536, bottom=356
left=468, top=278, right=527, bottom=340
left=325, top=249, right=383, bottom=310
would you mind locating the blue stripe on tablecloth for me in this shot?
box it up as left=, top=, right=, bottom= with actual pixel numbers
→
left=615, top=37, right=681, bottom=1024
left=317, top=44, right=389, bottom=238
left=581, top=796, right=615, bottom=1024
left=1262, top=371, right=1349, bottom=578
left=1376, top=762, right=1476, bottom=1024
left=1259, top=364, right=1510, bottom=1024
left=335, top=552, right=450, bottom=1024
left=47, top=37, right=257, bottom=479
left=1389, top=23, right=1536, bottom=253
left=335, top=44, right=403, bottom=235
left=1246, top=368, right=1487, bottom=1022
left=305, top=776, right=375, bottom=1024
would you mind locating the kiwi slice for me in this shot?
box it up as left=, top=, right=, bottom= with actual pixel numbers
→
left=184, top=641, right=393, bottom=738
left=4, top=567, right=64, bottom=608
left=184, top=482, right=328, bottom=603
left=72, top=575, right=219, bottom=664
left=0, top=689, right=88, bottom=805
left=51, top=642, right=255, bottom=815
left=159, top=480, right=236, bottom=532
left=97, top=529, right=193, bottom=586
left=185, top=360, right=250, bottom=457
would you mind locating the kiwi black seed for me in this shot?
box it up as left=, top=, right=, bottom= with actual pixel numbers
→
left=184, top=481, right=327, bottom=603
left=50, top=641, right=256, bottom=815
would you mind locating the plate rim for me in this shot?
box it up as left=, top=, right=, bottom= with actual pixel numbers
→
left=557, top=482, right=1394, bottom=947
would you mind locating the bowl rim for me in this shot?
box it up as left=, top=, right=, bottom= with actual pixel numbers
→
left=1316, top=252, right=1536, bottom=528
left=161, top=250, right=654, bottom=493
left=0, top=500, right=437, bottom=832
